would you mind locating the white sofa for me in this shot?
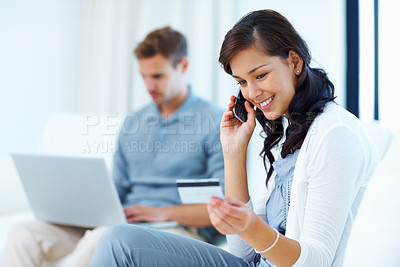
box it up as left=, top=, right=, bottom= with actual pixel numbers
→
left=343, top=123, right=400, bottom=266
left=0, top=113, right=398, bottom=266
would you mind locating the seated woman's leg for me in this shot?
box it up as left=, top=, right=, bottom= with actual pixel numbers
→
left=90, top=224, right=255, bottom=267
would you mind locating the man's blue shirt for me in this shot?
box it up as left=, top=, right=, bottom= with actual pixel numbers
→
left=113, top=89, right=225, bottom=208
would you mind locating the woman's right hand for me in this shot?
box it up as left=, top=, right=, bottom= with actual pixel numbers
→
left=207, top=196, right=256, bottom=235
left=220, top=95, right=256, bottom=154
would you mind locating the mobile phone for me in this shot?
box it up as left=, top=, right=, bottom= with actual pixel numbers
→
left=233, top=88, right=254, bottom=123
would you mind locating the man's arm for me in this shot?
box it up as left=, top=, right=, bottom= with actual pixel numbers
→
left=112, top=133, right=131, bottom=203
left=124, top=203, right=211, bottom=227
left=159, top=203, right=211, bottom=227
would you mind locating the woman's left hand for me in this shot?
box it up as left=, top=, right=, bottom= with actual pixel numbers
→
left=207, top=196, right=256, bottom=235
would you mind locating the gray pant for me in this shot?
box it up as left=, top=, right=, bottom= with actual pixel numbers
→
left=90, top=224, right=258, bottom=267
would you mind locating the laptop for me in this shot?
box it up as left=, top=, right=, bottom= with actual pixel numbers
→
left=11, top=153, right=128, bottom=228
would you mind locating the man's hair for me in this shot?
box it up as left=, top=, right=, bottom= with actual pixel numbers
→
left=134, top=26, right=187, bottom=67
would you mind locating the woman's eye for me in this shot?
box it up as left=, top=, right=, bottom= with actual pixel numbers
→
left=256, top=73, right=268, bottom=79
left=237, top=80, right=247, bottom=85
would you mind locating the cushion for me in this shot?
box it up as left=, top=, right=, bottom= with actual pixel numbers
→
left=343, top=130, right=400, bottom=266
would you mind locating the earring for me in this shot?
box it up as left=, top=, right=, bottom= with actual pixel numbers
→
left=296, top=70, right=300, bottom=74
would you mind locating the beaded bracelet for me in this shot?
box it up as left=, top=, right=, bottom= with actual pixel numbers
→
left=254, top=228, right=280, bottom=254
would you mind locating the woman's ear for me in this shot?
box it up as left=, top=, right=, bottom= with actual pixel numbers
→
left=288, top=50, right=303, bottom=75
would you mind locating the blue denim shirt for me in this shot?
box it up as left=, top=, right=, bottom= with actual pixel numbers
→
left=259, top=149, right=300, bottom=266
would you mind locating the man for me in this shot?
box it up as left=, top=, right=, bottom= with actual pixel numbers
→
left=0, top=26, right=224, bottom=267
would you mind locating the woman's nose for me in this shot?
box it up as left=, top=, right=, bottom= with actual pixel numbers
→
left=247, top=83, right=262, bottom=100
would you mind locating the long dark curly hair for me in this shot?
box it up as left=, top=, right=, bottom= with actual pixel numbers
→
left=219, top=10, right=335, bottom=185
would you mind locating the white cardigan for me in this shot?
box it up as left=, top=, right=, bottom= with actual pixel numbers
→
left=227, top=103, right=379, bottom=266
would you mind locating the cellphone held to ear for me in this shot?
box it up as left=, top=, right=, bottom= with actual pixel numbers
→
left=233, top=88, right=255, bottom=123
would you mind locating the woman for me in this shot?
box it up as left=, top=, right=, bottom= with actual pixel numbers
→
left=90, top=9, right=378, bottom=267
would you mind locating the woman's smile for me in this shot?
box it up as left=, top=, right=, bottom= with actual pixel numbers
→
left=257, top=95, right=275, bottom=110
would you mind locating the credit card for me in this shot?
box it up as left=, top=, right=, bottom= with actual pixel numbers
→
left=176, top=178, right=224, bottom=204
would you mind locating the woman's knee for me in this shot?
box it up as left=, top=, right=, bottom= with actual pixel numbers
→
left=92, top=224, right=148, bottom=266
left=101, top=224, right=131, bottom=242
left=100, top=224, right=141, bottom=246
left=99, top=224, right=162, bottom=253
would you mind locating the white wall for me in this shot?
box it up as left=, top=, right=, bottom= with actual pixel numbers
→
left=379, top=0, right=400, bottom=133
left=0, top=0, right=81, bottom=156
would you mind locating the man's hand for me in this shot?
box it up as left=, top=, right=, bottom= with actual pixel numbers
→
left=124, top=205, right=167, bottom=223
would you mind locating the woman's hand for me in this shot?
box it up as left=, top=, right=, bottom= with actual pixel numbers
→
left=220, top=96, right=256, bottom=154
left=207, top=196, right=256, bottom=235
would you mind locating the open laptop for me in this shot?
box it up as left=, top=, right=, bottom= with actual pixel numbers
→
left=11, top=153, right=128, bottom=228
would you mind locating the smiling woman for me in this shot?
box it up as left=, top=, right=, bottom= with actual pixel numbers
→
left=219, top=9, right=335, bottom=181
left=213, top=9, right=377, bottom=266
left=89, top=9, right=378, bottom=267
